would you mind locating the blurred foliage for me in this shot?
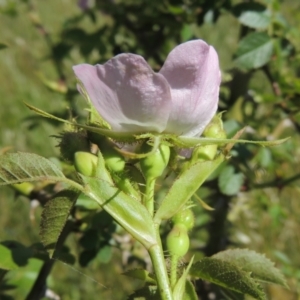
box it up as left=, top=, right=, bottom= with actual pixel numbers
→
left=1, top=0, right=300, bottom=299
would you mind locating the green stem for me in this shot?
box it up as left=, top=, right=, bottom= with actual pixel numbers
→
left=144, top=178, right=156, bottom=216
left=170, top=254, right=179, bottom=289
left=148, top=240, right=173, bottom=300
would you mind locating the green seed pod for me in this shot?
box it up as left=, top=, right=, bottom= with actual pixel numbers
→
left=172, top=208, right=195, bottom=231
left=140, top=142, right=170, bottom=181
left=74, top=151, right=98, bottom=176
left=203, top=114, right=227, bottom=139
left=166, top=224, right=190, bottom=257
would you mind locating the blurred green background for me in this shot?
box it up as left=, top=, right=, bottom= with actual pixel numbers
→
left=1, top=0, right=300, bottom=299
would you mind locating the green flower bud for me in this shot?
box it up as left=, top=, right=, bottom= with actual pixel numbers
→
left=58, top=131, right=90, bottom=162
left=172, top=208, right=195, bottom=231
left=140, top=142, right=170, bottom=181
left=193, top=144, right=218, bottom=161
left=88, top=133, right=125, bottom=173
left=190, top=114, right=226, bottom=163
left=166, top=224, right=190, bottom=257
left=102, top=146, right=125, bottom=173
left=203, top=114, right=227, bottom=139
left=74, top=152, right=98, bottom=176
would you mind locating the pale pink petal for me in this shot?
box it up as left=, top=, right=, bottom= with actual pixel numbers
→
left=160, top=40, right=220, bottom=137
left=73, top=54, right=172, bottom=133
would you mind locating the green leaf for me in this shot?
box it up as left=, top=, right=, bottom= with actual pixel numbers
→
left=127, top=286, right=159, bottom=300
left=0, top=152, right=64, bottom=184
left=183, top=280, right=198, bottom=300
left=81, top=152, right=157, bottom=249
left=223, top=120, right=242, bottom=138
left=219, top=288, right=247, bottom=300
left=256, top=148, right=272, bottom=168
left=4, top=258, right=43, bottom=298
left=218, top=165, right=244, bottom=196
left=96, top=245, right=112, bottom=263
left=234, top=32, right=274, bottom=70
left=123, top=269, right=156, bottom=285
left=154, top=154, right=225, bottom=223
left=232, top=3, right=271, bottom=29
left=173, top=257, right=194, bottom=300
left=190, top=258, right=266, bottom=300
left=40, top=189, right=79, bottom=257
left=0, top=241, right=32, bottom=270
left=180, top=24, right=193, bottom=41
left=76, top=192, right=100, bottom=210
left=0, top=152, right=82, bottom=190
left=213, top=249, right=288, bottom=288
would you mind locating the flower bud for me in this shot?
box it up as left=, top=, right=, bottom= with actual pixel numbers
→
left=172, top=208, right=195, bottom=231
left=74, top=151, right=98, bottom=176
left=193, top=144, right=218, bottom=161
left=203, top=114, right=226, bottom=139
left=88, top=133, right=125, bottom=173
left=140, top=142, right=170, bottom=181
left=102, top=146, right=125, bottom=173
left=166, top=224, right=190, bottom=257
left=191, top=114, right=226, bottom=162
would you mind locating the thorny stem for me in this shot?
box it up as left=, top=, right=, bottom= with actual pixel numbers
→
left=170, top=254, right=179, bottom=289
left=144, top=178, right=156, bottom=216
left=148, top=226, right=173, bottom=300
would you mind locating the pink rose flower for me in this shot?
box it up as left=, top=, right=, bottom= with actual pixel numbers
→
left=73, top=39, right=220, bottom=137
